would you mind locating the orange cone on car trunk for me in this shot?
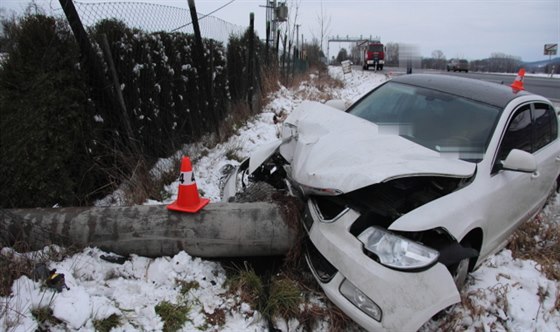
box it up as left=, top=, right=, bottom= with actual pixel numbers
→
left=510, top=68, right=525, bottom=91
left=167, top=156, right=210, bottom=213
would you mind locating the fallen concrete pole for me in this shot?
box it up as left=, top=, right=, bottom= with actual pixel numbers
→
left=0, top=203, right=298, bottom=258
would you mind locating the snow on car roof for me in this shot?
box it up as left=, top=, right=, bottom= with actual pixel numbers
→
left=392, top=74, right=531, bottom=108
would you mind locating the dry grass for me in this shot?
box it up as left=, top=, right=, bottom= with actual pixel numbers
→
left=261, top=275, right=302, bottom=320
left=297, top=301, right=357, bottom=332
left=260, top=67, right=282, bottom=105
left=226, top=263, right=264, bottom=310
left=31, top=306, right=62, bottom=328
left=120, top=156, right=182, bottom=205
left=507, top=201, right=560, bottom=280
left=0, top=244, right=73, bottom=297
left=217, top=100, right=253, bottom=142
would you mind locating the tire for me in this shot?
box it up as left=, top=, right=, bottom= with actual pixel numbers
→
left=450, top=241, right=474, bottom=291
left=451, top=257, right=470, bottom=290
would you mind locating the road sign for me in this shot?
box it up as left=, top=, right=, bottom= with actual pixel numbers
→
left=341, top=60, right=352, bottom=74
left=544, top=43, right=558, bottom=56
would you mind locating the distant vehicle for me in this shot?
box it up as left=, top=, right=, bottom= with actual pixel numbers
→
left=447, top=59, right=469, bottom=72
left=362, top=41, right=385, bottom=71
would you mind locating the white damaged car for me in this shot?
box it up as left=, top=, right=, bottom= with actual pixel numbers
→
left=222, top=74, right=560, bottom=331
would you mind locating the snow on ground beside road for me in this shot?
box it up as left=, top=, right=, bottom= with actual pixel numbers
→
left=2, top=67, right=559, bottom=331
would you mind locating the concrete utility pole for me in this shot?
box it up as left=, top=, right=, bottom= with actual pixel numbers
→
left=1, top=203, right=298, bottom=258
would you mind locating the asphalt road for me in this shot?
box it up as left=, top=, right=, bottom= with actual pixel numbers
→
left=379, top=66, right=560, bottom=103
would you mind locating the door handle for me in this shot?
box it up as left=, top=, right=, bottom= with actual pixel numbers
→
left=556, top=156, right=560, bottom=162
left=531, top=171, right=540, bottom=179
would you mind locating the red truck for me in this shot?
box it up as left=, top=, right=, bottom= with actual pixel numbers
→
left=362, top=41, right=385, bottom=71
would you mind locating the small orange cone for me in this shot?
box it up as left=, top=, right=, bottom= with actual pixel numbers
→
left=510, top=68, right=525, bottom=91
left=167, top=156, right=209, bottom=213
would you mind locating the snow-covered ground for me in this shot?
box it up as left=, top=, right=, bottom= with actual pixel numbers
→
left=1, top=68, right=559, bottom=331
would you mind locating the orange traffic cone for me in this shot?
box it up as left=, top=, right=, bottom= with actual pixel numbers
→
left=167, top=156, right=209, bottom=213
left=510, top=68, right=525, bottom=91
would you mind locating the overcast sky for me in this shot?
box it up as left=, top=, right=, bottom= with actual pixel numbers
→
left=1, top=0, right=559, bottom=62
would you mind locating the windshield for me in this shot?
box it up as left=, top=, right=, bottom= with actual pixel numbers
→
left=368, top=44, right=384, bottom=52
left=347, top=82, right=501, bottom=162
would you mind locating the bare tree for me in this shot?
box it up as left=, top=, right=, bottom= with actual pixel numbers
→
left=287, top=0, right=301, bottom=44
left=431, top=50, right=445, bottom=60
left=431, top=49, right=446, bottom=70
left=489, top=52, right=522, bottom=73
left=312, top=0, right=331, bottom=58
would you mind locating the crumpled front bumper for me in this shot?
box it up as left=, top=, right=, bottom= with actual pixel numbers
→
left=304, top=200, right=460, bottom=331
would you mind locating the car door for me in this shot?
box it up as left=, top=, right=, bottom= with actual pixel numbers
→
left=530, top=102, right=560, bottom=202
left=484, top=104, right=537, bottom=253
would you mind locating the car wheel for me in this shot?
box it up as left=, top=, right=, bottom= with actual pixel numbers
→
left=450, top=241, right=473, bottom=290
left=451, top=257, right=470, bottom=290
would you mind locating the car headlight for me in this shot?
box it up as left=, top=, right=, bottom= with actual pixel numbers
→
left=358, top=226, right=439, bottom=271
left=340, top=278, right=382, bottom=322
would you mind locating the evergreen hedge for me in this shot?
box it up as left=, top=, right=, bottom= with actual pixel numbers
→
left=0, top=14, right=102, bottom=208
left=0, top=14, right=262, bottom=208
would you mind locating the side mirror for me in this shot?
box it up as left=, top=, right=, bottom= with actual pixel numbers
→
left=501, top=149, right=537, bottom=173
left=324, top=99, right=346, bottom=111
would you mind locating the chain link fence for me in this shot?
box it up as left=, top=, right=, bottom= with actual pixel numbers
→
left=74, top=1, right=246, bottom=45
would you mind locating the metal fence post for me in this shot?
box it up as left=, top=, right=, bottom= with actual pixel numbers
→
left=248, top=13, right=255, bottom=113
left=188, top=0, right=219, bottom=137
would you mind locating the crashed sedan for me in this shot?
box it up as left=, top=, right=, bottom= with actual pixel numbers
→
left=222, top=74, right=560, bottom=331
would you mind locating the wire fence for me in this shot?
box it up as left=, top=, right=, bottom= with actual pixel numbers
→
left=74, top=1, right=246, bottom=45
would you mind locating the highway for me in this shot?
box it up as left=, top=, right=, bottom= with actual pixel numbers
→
left=379, top=66, right=560, bottom=103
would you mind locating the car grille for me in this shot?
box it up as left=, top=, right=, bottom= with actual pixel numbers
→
left=304, top=239, right=338, bottom=283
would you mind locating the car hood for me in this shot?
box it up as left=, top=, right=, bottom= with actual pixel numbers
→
left=280, top=101, right=476, bottom=193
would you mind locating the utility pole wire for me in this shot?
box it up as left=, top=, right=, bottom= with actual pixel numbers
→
left=171, top=0, right=236, bottom=32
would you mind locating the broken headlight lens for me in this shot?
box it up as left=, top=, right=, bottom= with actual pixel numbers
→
left=358, top=226, right=439, bottom=271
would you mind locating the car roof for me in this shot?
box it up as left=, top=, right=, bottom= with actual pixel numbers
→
left=391, top=74, right=531, bottom=108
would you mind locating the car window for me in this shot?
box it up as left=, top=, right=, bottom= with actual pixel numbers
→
left=496, top=105, right=532, bottom=164
left=346, top=82, right=501, bottom=162
left=533, top=103, right=557, bottom=151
